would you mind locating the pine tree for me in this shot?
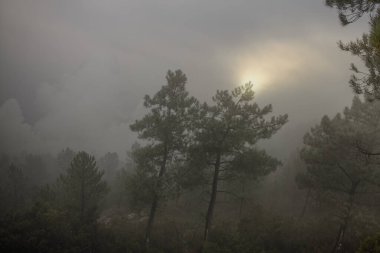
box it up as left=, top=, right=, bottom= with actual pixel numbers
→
left=298, top=97, right=380, bottom=252
left=326, top=0, right=380, bottom=99
left=191, top=83, right=287, bottom=246
left=59, top=151, right=108, bottom=224
left=129, top=69, right=199, bottom=247
left=326, top=0, right=380, bottom=25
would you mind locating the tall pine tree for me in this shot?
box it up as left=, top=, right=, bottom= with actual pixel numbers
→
left=191, top=83, right=287, bottom=247
left=129, top=69, right=198, bottom=247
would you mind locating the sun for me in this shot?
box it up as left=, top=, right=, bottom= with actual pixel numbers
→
left=238, top=69, right=266, bottom=92
left=234, top=57, right=270, bottom=93
left=240, top=72, right=257, bottom=85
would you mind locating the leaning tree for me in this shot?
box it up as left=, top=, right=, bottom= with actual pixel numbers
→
left=129, top=69, right=199, bottom=247
left=190, top=82, right=288, bottom=247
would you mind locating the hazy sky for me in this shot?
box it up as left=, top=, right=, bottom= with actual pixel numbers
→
left=0, top=0, right=370, bottom=159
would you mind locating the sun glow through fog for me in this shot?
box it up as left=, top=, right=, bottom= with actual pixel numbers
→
left=239, top=69, right=267, bottom=92
left=224, top=41, right=329, bottom=94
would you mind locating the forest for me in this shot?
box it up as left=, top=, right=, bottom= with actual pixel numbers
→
left=2, top=0, right=380, bottom=253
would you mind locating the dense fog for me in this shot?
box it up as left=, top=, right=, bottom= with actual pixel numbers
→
left=1, top=1, right=380, bottom=253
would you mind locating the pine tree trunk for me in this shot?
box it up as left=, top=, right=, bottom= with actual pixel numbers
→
left=203, top=151, right=221, bottom=244
left=144, top=146, right=168, bottom=249
left=300, top=188, right=311, bottom=218
left=331, top=182, right=358, bottom=253
left=145, top=194, right=159, bottom=248
left=80, top=167, right=85, bottom=222
left=238, top=183, right=245, bottom=220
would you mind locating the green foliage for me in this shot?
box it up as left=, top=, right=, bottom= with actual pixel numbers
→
left=126, top=147, right=158, bottom=208
left=128, top=69, right=200, bottom=245
left=194, top=83, right=287, bottom=152
left=327, top=0, right=380, bottom=99
left=339, top=32, right=380, bottom=100
left=326, top=0, right=380, bottom=25
left=228, top=149, right=281, bottom=180
left=59, top=151, right=108, bottom=224
left=0, top=152, right=109, bottom=253
left=0, top=185, right=82, bottom=253
left=130, top=69, right=198, bottom=145
left=298, top=97, right=380, bottom=251
left=370, top=13, right=380, bottom=50
left=299, top=97, right=380, bottom=195
left=192, top=82, right=287, bottom=182
left=192, top=82, right=287, bottom=243
left=128, top=69, right=199, bottom=207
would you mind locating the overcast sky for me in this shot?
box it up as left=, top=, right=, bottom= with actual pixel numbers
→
left=0, top=0, right=370, bottom=160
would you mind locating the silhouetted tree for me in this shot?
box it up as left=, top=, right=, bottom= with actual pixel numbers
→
left=129, top=69, right=199, bottom=247
left=299, top=97, right=380, bottom=253
left=57, top=151, right=108, bottom=252
left=59, top=151, right=108, bottom=224
left=191, top=83, right=287, bottom=247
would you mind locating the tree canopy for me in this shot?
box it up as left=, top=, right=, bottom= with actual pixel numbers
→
left=327, top=0, right=380, bottom=99
left=129, top=69, right=199, bottom=246
left=191, top=82, right=288, bottom=244
left=59, top=151, right=108, bottom=224
left=326, top=0, right=380, bottom=25
left=298, top=97, right=380, bottom=252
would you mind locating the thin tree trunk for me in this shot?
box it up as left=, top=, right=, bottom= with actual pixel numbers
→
left=331, top=213, right=352, bottom=253
left=331, top=182, right=358, bottom=253
left=144, top=146, right=168, bottom=249
left=203, top=151, right=221, bottom=244
left=238, top=183, right=245, bottom=220
left=80, top=166, right=85, bottom=222
left=300, top=188, right=311, bottom=218
left=145, top=194, right=159, bottom=248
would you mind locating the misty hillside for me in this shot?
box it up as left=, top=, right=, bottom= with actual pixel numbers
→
left=1, top=1, right=380, bottom=253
